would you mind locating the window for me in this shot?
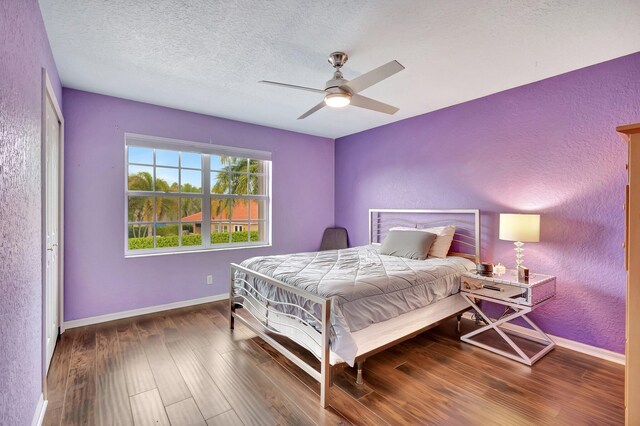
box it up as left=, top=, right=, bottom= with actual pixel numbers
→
left=125, top=134, right=271, bottom=255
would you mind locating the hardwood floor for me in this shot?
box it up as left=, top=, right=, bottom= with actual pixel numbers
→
left=44, top=301, right=624, bottom=425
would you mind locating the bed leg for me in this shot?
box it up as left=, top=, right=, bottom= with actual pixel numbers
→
left=320, top=299, right=331, bottom=408
left=457, top=314, right=462, bottom=333
left=229, top=304, right=235, bottom=330
left=329, top=365, right=335, bottom=387
left=355, top=361, right=364, bottom=386
left=229, top=268, right=235, bottom=330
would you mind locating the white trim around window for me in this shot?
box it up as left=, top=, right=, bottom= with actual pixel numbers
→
left=124, top=133, right=272, bottom=257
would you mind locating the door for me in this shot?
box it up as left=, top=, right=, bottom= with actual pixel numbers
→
left=44, top=93, right=61, bottom=372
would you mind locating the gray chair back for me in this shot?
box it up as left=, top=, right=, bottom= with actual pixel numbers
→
left=320, top=227, right=349, bottom=251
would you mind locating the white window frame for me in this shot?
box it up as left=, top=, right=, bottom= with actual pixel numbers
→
left=124, top=133, right=272, bottom=257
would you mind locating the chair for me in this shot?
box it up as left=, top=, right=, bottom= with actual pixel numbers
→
left=319, top=227, right=349, bottom=251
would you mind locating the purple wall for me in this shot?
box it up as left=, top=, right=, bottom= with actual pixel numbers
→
left=335, top=52, right=640, bottom=353
left=0, top=1, right=62, bottom=424
left=62, top=89, right=334, bottom=321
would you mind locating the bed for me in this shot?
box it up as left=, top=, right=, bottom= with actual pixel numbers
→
left=229, top=209, right=480, bottom=407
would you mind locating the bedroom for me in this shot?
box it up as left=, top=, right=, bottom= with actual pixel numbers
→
left=1, top=0, right=640, bottom=425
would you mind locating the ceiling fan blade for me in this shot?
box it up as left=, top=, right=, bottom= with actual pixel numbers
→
left=298, top=100, right=326, bottom=119
left=342, top=60, right=405, bottom=94
left=350, top=94, right=399, bottom=115
left=259, top=80, right=325, bottom=94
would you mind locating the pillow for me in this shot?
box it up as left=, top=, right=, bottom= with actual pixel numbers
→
left=380, top=230, right=437, bottom=260
left=389, top=225, right=456, bottom=258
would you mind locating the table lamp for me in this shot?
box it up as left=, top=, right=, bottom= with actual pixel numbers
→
left=499, top=213, right=540, bottom=269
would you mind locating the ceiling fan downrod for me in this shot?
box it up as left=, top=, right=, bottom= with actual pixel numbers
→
left=328, top=51, right=348, bottom=79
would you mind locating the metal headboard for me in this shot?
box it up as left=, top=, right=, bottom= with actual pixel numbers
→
left=368, top=209, right=480, bottom=263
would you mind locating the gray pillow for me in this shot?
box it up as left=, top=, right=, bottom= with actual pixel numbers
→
left=380, top=230, right=437, bottom=260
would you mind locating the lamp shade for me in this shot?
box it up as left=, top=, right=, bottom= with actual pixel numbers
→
left=499, top=213, right=540, bottom=242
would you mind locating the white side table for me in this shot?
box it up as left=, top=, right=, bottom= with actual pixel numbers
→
left=459, top=270, right=556, bottom=366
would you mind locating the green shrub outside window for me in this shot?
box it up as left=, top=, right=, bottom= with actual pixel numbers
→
left=128, top=231, right=260, bottom=250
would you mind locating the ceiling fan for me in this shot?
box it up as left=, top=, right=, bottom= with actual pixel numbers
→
left=260, top=52, right=405, bottom=119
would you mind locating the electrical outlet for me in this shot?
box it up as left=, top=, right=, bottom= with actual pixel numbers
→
left=206, top=275, right=213, bottom=285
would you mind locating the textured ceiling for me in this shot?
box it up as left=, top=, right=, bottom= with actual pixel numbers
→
left=39, top=0, right=640, bottom=138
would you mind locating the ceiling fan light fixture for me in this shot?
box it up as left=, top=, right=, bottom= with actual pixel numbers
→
left=324, top=93, right=351, bottom=108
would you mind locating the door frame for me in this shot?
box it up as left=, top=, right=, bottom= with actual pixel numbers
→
left=41, top=68, right=64, bottom=387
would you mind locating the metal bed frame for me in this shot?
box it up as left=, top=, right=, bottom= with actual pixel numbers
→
left=229, top=209, right=480, bottom=408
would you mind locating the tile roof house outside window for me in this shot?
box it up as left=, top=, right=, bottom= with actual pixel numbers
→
left=180, top=199, right=260, bottom=234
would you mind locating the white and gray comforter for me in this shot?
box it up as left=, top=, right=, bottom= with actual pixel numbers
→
left=235, top=245, right=474, bottom=365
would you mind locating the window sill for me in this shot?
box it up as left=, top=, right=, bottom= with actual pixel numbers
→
left=125, top=243, right=272, bottom=258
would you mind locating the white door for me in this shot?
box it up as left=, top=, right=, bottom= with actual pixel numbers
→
left=45, top=94, right=60, bottom=372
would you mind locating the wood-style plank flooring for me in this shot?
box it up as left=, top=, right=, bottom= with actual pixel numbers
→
left=44, top=301, right=624, bottom=425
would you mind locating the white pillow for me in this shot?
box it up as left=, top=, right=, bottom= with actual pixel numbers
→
left=389, top=225, right=456, bottom=258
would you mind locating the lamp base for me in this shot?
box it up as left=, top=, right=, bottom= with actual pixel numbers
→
left=514, top=241, right=525, bottom=269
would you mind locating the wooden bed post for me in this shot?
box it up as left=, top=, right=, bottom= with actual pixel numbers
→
left=320, top=298, right=331, bottom=408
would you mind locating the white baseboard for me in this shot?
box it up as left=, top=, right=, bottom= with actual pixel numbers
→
left=461, top=312, right=625, bottom=365
left=32, top=394, right=47, bottom=426
left=64, top=293, right=229, bottom=329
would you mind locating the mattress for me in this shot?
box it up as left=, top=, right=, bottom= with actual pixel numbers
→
left=235, top=245, right=475, bottom=365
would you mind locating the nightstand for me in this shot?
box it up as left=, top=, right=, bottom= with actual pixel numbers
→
left=459, top=270, right=556, bottom=366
